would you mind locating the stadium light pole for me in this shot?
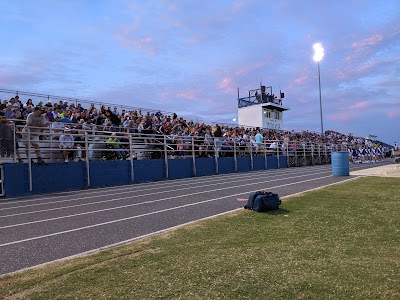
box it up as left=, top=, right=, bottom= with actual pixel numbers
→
left=313, top=43, right=325, bottom=136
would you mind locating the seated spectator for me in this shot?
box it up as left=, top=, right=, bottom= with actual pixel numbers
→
left=10, top=107, right=20, bottom=119
left=76, top=103, right=84, bottom=112
left=107, top=133, right=128, bottom=159
left=112, top=106, right=119, bottom=116
left=269, top=141, right=278, bottom=154
left=3, top=103, right=13, bottom=119
left=60, top=111, right=72, bottom=124
left=51, top=116, right=64, bottom=133
left=22, top=105, right=33, bottom=116
left=74, top=131, right=86, bottom=161
left=52, top=108, right=60, bottom=119
left=59, top=128, right=77, bottom=162
left=44, top=100, right=52, bottom=108
left=45, top=107, right=55, bottom=122
left=0, top=100, right=7, bottom=110
left=125, top=119, right=138, bottom=133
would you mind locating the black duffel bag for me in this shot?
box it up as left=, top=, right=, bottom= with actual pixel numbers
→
left=244, top=191, right=281, bottom=212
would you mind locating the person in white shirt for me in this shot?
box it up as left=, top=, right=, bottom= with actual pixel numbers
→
left=59, top=128, right=77, bottom=162
left=22, top=107, right=47, bottom=163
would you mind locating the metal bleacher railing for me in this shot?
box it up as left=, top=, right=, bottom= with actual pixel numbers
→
left=1, top=123, right=339, bottom=164
left=0, top=119, right=342, bottom=191
left=0, top=88, right=198, bottom=122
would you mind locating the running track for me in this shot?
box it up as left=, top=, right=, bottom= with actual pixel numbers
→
left=0, top=161, right=390, bottom=275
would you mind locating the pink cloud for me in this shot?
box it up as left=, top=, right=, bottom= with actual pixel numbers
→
left=176, top=90, right=198, bottom=100
left=356, top=57, right=400, bottom=73
left=115, top=28, right=157, bottom=55
left=291, top=75, right=309, bottom=86
left=217, top=77, right=236, bottom=94
left=387, top=111, right=400, bottom=119
left=348, top=101, right=370, bottom=110
left=0, top=73, right=15, bottom=85
left=232, top=1, right=244, bottom=13
left=327, top=112, right=354, bottom=122
left=352, top=34, right=383, bottom=48
left=351, top=34, right=383, bottom=54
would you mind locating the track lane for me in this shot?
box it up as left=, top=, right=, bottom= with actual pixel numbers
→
left=0, top=161, right=391, bottom=275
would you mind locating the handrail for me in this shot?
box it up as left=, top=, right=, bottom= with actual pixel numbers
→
left=1, top=122, right=387, bottom=167
left=0, top=88, right=198, bottom=124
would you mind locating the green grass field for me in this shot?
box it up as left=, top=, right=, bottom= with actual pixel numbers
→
left=1, top=177, right=399, bottom=299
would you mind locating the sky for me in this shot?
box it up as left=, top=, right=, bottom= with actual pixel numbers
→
left=0, top=0, right=399, bottom=145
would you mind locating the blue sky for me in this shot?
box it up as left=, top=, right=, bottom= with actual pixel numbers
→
left=1, top=0, right=399, bottom=144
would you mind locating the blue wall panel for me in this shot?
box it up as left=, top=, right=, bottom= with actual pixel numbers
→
left=267, top=156, right=279, bottom=169
left=279, top=156, right=288, bottom=168
left=133, top=159, right=165, bottom=183
left=218, top=157, right=235, bottom=174
left=168, top=158, right=192, bottom=179
left=90, top=160, right=131, bottom=187
left=31, top=162, right=86, bottom=193
left=3, top=163, right=30, bottom=197
left=237, top=156, right=251, bottom=172
left=252, top=156, right=265, bottom=171
left=195, top=158, right=215, bottom=177
left=2, top=154, right=289, bottom=198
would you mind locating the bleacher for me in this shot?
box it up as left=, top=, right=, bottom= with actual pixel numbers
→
left=0, top=88, right=391, bottom=166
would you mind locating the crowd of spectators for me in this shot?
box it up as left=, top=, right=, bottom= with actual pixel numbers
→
left=0, top=95, right=386, bottom=162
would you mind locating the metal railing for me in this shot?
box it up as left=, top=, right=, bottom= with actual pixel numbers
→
left=0, top=88, right=197, bottom=123
left=1, top=124, right=344, bottom=164
left=0, top=124, right=345, bottom=192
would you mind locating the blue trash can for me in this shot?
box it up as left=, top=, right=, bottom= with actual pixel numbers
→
left=332, top=151, right=350, bottom=176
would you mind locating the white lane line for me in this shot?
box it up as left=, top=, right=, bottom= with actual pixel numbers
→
left=0, top=175, right=363, bottom=277
left=0, top=162, right=376, bottom=211
left=0, top=166, right=311, bottom=208
left=0, top=164, right=331, bottom=206
left=0, top=171, right=333, bottom=227
left=0, top=175, right=333, bottom=247
left=0, top=168, right=279, bottom=203
left=0, top=169, right=331, bottom=217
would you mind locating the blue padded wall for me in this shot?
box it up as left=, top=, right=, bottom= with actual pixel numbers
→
left=3, top=163, right=30, bottom=197
left=251, top=156, right=265, bottom=171
left=90, top=160, right=131, bottom=187
left=267, top=156, right=279, bottom=169
left=237, top=156, right=251, bottom=172
left=2, top=155, right=288, bottom=198
left=168, top=158, right=192, bottom=179
left=279, top=156, right=288, bottom=168
left=32, top=161, right=87, bottom=193
left=195, top=157, right=215, bottom=177
left=133, top=159, right=165, bottom=183
left=218, top=157, right=235, bottom=174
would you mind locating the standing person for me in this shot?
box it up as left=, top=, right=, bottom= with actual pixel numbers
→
left=22, top=106, right=47, bottom=163
left=255, top=130, right=264, bottom=155
left=213, top=124, right=222, bottom=157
